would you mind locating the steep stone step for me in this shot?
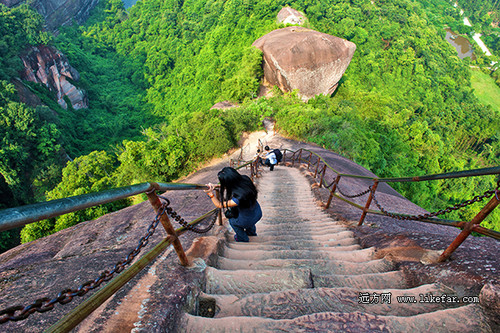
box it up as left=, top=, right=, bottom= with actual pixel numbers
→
left=222, top=246, right=375, bottom=262
left=256, top=224, right=347, bottom=233
left=227, top=237, right=357, bottom=247
left=225, top=242, right=362, bottom=252
left=231, top=231, right=354, bottom=243
left=255, top=229, right=349, bottom=237
left=199, top=283, right=458, bottom=318
left=204, top=267, right=312, bottom=295
left=258, top=217, right=341, bottom=225
left=180, top=304, right=491, bottom=332
left=216, top=257, right=395, bottom=275
left=313, top=271, right=408, bottom=289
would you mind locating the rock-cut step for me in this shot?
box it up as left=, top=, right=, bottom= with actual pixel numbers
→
left=180, top=304, right=492, bottom=333
left=225, top=237, right=358, bottom=248
left=221, top=246, right=375, bottom=262
left=313, top=270, right=409, bottom=289
left=237, top=231, right=355, bottom=242
left=204, top=267, right=312, bottom=294
left=198, top=283, right=459, bottom=318
left=216, top=257, right=395, bottom=275
left=225, top=242, right=362, bottom=252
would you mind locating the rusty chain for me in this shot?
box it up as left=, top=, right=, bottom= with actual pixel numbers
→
left=336, top=184, right=371, bottom=198
left=324, top=177, right=337, bottom=189
left=0, top=203, right=168, bottom=324
left=0, top=196, right=218, bottom=325
left=324, top=176, right=371, bottom=198
left=159, top=195, right=219, bottom=234
left=370, top=180, right=500, bottom=221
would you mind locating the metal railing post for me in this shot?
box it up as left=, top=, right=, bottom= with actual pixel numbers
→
left=318, top=165, right=327, bottom=188
left=216, top=189, right=223, bottom=225
left=358, top=180, right=379, bottom=226
left=325, top=175, right=342, bottom=209
left=313, top=157, right=321, bottom=178
left=438, top=194, right=500, bottom=262
left=298, top=149, right=302, bottom=165
left=146, top=190, right=189, bottom=266
left=283, top=150, right=287, bottom=163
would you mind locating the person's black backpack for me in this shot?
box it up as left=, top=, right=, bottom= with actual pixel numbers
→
left=273, top=149, right=283, bottom=163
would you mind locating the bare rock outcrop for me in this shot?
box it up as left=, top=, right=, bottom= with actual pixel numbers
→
left=210, top=101, right=238, bottom=110
left=20, top=45, right=88, bottom=110
left=252, top=27, right=356, bottom=100
left=1, top=0, right=99, bottom=31
left=277, top=7, right=306, bottom=25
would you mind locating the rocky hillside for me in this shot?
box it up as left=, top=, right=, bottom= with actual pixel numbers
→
left=0, top=130, right=498, bottom=331
left=1, top=0, right=98, bottom=31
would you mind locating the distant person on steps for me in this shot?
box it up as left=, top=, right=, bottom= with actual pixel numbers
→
left=204, top=167, right=262, bottom=242
left=262, top=145, right=278, bottom=171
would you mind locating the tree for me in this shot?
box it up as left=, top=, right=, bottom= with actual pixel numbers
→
left=20, top=151, right=127, bottom=242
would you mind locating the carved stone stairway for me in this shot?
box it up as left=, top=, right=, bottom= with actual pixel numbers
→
left=178, top=167, right=492, bottom=332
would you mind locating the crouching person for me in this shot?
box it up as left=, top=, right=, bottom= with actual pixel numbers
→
left=204, top=167, right=262, bottom=242
left=263, top=146, right=278, bottom=171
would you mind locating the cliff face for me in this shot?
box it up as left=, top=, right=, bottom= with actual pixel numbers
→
left=20, top=45, right=88, bottom=110
left=0, top=0, right=99, bottom=31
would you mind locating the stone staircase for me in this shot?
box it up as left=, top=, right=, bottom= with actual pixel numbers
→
left=178, top=167, right=492, bottom=332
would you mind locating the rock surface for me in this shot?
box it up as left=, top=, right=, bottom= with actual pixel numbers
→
left=252, top=26, right=356, bottom=100
left=20, top=45, right=88, bottom=110
left=277, top=7, right=306, bottom=25
left=0, top=0, right=99, bottom=31
left=210, top=101, right=238, bottom=110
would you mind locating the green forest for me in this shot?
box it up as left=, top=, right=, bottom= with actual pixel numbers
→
left=0, top=0, right=499, bottom=253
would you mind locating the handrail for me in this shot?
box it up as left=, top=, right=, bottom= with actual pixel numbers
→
left=0, top=182, right=219, bottom=328
left=0, top=182, right=207, bottom=232
left=282, top=148, right=500, bottom=183
left=0, top=156, right=262, bottom=330
left=281, top=147, right=500, bottom=263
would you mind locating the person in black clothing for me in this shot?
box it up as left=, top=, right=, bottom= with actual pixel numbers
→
left=204, top=167, right=262, bottom=242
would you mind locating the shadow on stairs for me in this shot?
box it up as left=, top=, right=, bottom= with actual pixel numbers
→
left=178, top=167, right=492, bottom=332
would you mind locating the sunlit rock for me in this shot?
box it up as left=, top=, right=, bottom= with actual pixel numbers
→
left=277, top=7, right=306, bottom=25
left=252, top=27, right=356, bottom=101
left=20, top=45, right=88, bottom=110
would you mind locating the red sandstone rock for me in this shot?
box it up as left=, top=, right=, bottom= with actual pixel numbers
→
left=277, top=7, right=306, bottom=25
left=20, top=45, right=88, bottom=110
left=210, top=101, right=238, bottom=110
left=252, top=27, right=356, bottom=100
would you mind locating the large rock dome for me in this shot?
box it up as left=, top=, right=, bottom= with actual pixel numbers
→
left=252, top=26, right=356, bottom=100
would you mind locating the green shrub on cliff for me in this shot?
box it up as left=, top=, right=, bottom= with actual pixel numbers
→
left=0, top=4, right=51, bottom=81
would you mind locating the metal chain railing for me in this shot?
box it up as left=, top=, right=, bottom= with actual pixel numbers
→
left=370, top=181, right=500, bottom=221
left=0, top=202, right=171, bottom=324
left=323, top=175, right=370, bottom=198
left=336, top=184, right=371, bottom=198
left=160, top=195, right=219, bottom=234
